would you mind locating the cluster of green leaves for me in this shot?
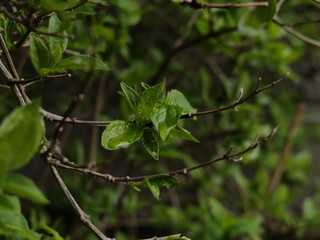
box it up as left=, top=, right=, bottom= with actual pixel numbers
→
left=101, top=81, right=198, bottom=160
left=29, top=14, right=108, bottom=75
left=0, top=101, right=63, bottom=239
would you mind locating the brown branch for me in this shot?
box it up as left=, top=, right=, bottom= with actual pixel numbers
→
left=267, top=103, right=306, bottom=193
left=9, top=73, right=72, bottom=86
left=0, top=30, right=28, bottom=105
left=181, top=74, right=288, bottom=119
left=48, top=163, right=114, bottom=240
left=149, top=26, right=237, bottom=84
left=273, top=17, right=320, bottom=48
left=179, top=0, right=268, bottom=9
left=49, top=127, right=278, bottom=183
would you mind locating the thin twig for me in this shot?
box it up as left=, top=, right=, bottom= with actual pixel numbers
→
left=273, top=17, right=320, bottom=48
left=50, top=127, right=278, bottom=183
left=181, top=74, right=288, bottom=119
left=48, top=164, right=115, bottom=240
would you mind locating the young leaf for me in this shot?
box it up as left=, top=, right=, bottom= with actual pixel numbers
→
left=36, top=225, right=64, bottom=240
left=1, top=173, right=49, bottom=204
left=120, top=82, right=141, bottom=110
left=101, top=120, right=143, bottom=150
left=0, top=194, right=21, bottom=214
left=143, top=175, right=180, bottom=200
left=257, top=0, right=277, bottom=24
left=165, top=236, right=191, bottom=240
left=166, top=89, right=197, bottom=114
left=0, top=101, right=45, bottom=179
left=48, top=14, right=68, bottom=66
left=129, top=182, right=142, bottom=192
left=136, top=82, right=165, bottom=126
left=56, top=55, right=110, bottom=71
left=172, top=124, right=199, bottom=143
left=141, top=82, right=151, bottom=89
left=142, top=129, right=159, bottom=160
left=29, top=35, right=51, bottom=74
left=151, top=104, right=184, bottom=143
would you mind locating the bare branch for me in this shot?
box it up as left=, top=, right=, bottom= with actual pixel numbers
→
left=181, top=74, right=288, bottom=119
left=48, top=164, right=115, bottom=240
left=50, top=127, right=278, bottom=183
left=273, top=17, right=320, bottom=48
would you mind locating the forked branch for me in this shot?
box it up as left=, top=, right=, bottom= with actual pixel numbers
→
left=48, top=127, right=278, bottom=183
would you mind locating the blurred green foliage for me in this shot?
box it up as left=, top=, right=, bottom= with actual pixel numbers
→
left=1, top=0, right=320, bottom=240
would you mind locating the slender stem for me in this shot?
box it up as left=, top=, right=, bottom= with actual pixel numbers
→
left=50, top=127, right=278, bottom=183
left=273, top=17, right=320, bottom=48
left=48, top=164, right=115, bottom=240
left=181, top=75, right=287, bottom=119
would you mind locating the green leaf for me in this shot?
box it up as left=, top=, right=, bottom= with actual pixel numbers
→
left=136, top=82, right=165, bottom=126
left=0, top=101, right=45, bottom=182
left=36, top=225, right=64, bottom=240
left=101, top=120, right=143, bottom=150
left=165, top=236, right=191, bottom=240
left=56, top=55, right=110, bottom=71
left=1, top=173, right=49, bottom=204
left=143, top=175, right=180, bottom=200
left=141, top=82, right=151, bottom=89
left=151, top=104, right=183, bottom=143
left=172, top=124, right=199, bottom=143
left=129, top=182, right=142, bottom=192
left=257, top=0, right=277, bottom=24
left=0, top=194, right=21, bottom=214
left=166, top=89, right=197, bottom=114
left=303, top=198, right=317, bottom=220
left=142, top=129, right=159, bottom=160
left=48, top=14, right=68, bottom=66
left=39, top=0, right=79, bottom=11
left=120, top=82, right=141, bottom=110
left=30, top=35, right=51, bottom=74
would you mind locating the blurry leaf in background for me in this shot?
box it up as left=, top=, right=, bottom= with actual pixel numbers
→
left=1, top=173, right=48, bottom=204
left=56, top=55, right=110, bottom=71
left=257, top=0, right=277, bottom=25
left=0, top=101, right=44, bottom=182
